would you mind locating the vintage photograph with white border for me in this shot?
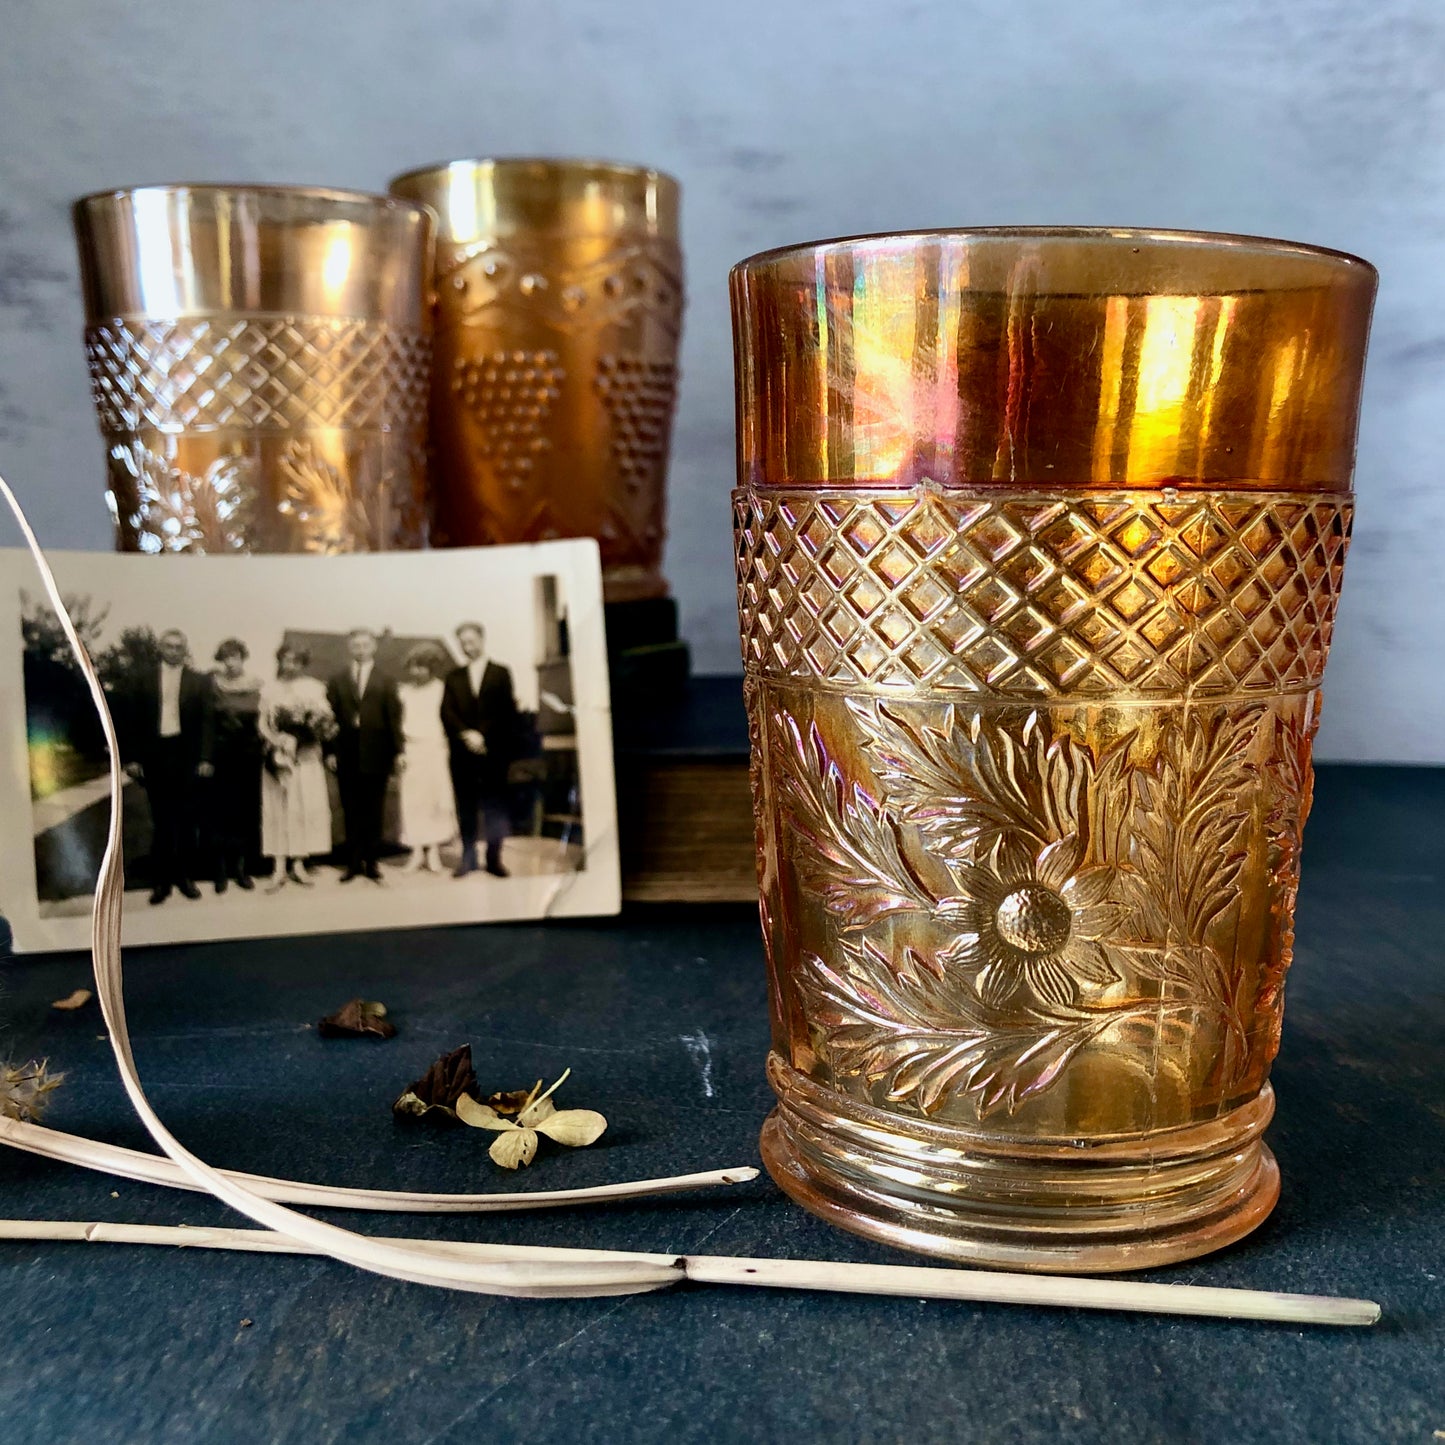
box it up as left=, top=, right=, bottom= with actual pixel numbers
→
left=0, top=540, right=619, bottom=952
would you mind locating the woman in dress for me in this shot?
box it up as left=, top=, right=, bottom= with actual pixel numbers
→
left=396, top=645, right=457, bottom=873
left=257, top=643, right=335, bottom=888
left=208, top=638, right=263, bottom=893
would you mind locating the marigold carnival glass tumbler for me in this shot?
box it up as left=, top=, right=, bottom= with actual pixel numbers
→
left=731, top=229, right=1376, bottom=1270
left=388, top=159, right=683, bottom=603
left=74, top=184, right=434, bottom=554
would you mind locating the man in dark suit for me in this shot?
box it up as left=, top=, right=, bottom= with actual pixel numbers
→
left=325, top=627, right=403, bottom=883
left=118, top=628, right=215, bottom=905
left=440, top=622, right=519, bottom=878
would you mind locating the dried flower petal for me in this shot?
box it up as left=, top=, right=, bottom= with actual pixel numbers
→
left=392, top=1045, right=479, bottom=1121
left=319, top=998, right=397, bottom=1040
left=489, top=1129, right=538, bottom=1170
left=51, top=989, right=93, bottom=1012
left=533, top=1109, right=607, bottom=1148
left=455, top=1095, right=515, bottom=1132
left=1, top=1060, right=63, bottom=1122
left=456, top=1069, right=607, bottom=1168
left=518, top=1095, right=557, bottom=1127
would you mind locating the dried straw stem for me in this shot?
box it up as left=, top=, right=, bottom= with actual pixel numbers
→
left=0, top=1116, right=756, bottom=1213
left=0, top=1220, right=1380, bottom=1324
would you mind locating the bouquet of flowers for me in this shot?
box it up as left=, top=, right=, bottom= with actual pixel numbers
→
left=273, top=703, right=337, bottom=749
left=267, top=702, right=337, bottom=775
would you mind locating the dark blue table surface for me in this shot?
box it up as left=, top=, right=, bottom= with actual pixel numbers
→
left=0, top=763, right=1440, bottom=1445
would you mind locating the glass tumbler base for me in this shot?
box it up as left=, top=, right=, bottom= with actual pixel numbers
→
left=760, top=1058, right=1281, bottom=1274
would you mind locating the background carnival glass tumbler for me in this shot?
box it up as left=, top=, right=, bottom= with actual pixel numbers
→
left=74, top=185, right=434, bottom=554
left=731, top=230, right=1376, bottom=1270
left=389, top=159, right=683, bottom=603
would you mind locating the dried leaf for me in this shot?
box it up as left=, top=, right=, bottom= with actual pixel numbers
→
left=482, top=1087, right=533, bottom=1117
left=533, top=1109, right=607, bottom=1148
left=518, top=1095, right=556, bottom=1127
left=455, top=1095, right=515, bottom=1132
left=319, top=998, right=397, bottom=1040
left=392, top=1045, right=479, bottom=1121
left=1, top=1060, right=63, bottom=1122
left=51, top=988, right=93, bottom=1011
left=489, top=1128, right=538, bottom=1170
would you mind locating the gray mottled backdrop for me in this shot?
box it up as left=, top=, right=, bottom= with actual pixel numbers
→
left=1, top=0, right=1440, bottom=761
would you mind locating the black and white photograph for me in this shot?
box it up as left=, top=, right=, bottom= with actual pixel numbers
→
left=0, top=540, right=618, bottom=951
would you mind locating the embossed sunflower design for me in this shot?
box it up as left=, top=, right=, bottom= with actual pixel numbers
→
left=941, top=833, right=1126, bottom=1011
left=777, top=698, right=1267, bottom=1116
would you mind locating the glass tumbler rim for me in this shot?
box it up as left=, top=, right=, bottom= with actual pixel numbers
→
left=732, top=225, right=1377, bottom=294
left=73, top=181, right=429, bottom=222
left=389, top=155, right=680, bottom=193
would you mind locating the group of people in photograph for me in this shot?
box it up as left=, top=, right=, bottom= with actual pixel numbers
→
left=115, top=622, right=521, bottom=904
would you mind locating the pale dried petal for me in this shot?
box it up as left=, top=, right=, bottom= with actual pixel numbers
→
left=390, top=1091, right=429, bottom=1119
left=534, top=1109, right=608, bottom=1148
left=455, top=1095, right=517, bottom=1133
left=51, top=989, right=93, bottom=1011
left=518, top=1096, right=557, bottom=1128
left=489, top=1128, right=538, bottom=1170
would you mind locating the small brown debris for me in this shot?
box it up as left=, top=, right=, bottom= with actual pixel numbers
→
left=392, top=1045, right=480, bottom=1122
left=240, top=1319, right=253, bottom=1329
left=318, top=998, right=396, bottom=1040
left=51, top=988, right=93, bottom=1011
left=482, top=1087, right=533, bottom=1118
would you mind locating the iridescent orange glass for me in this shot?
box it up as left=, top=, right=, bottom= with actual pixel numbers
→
left=74, top=185, right=434, bottom=554
left=731, top=228, right=1376, bottom=1271
left=389, top=159, right=683, bottom=603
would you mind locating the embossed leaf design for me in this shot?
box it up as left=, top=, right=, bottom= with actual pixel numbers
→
left=1254, top=705, right=1319, bottom=1032
left=277, top=441, right=413, bottom=553
left=799, top=939, right=1115, bottom=1118
left=776, top=710, right=936, bottom=932
left=279, top=442, right=364, bottom=552
left=1264, top=706, right=1316, bottom=880
left=846, top=701, right=1105, bottom=859
left=1125, top=708, right=1262, bottom=952
left=113, top=444, right=255, bottom=554
left=1113, top=707, right=1265, bottom=1074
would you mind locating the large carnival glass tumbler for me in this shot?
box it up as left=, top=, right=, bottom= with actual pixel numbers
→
left=74, top=185, right=434, bottom=554
left=730, top=230, right=1376, bottom=1271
